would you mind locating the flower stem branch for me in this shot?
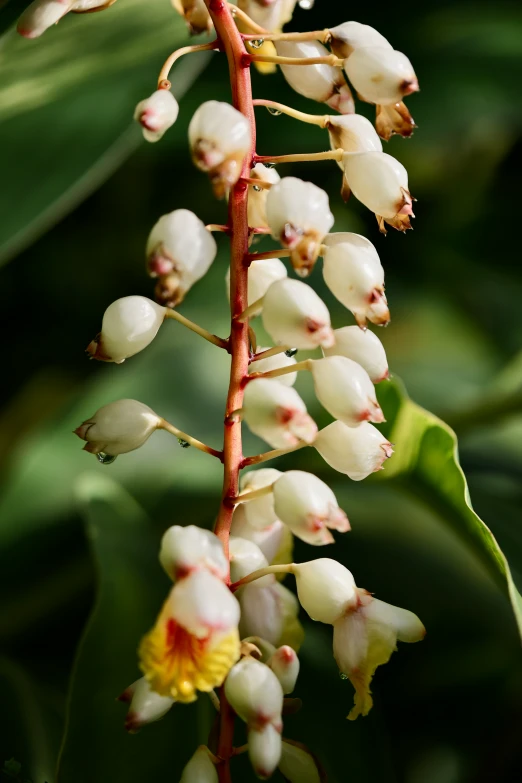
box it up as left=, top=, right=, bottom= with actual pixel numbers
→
left=240, top=177, right=273, bottom=189
left=243, top=29, right=330, bottom=43
left=227, top=2, right=265, bottom=33
left=249, top=359, right=311, bottom=381
left=164, top=308, right=228, bottom=349
left=241, top=441, right=309, bottom=467
left=235, top=296, right=265, bottom=323
left=253, top=99, right=327, bottom=127
left=230, top=564, right=294, bottom=591
left=248, top=53, right=343, bottom=67
left=157, top=41, right=219, bottom=88
left=249, top=345, right=292, bottom=363
left=206, top=223, right=230, bottom=233
left=247, top=248, right=291, bottom=261
left=158, top=419, right=223, bottom=459
left=231, top=483, right=275, bottom=506
left=255, top=149, right=344, bottom=165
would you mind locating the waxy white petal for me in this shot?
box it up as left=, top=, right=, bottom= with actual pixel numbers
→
left=225, top=657, right=284, bottom=728
left=243, top=379, right=317, bottom=449
left=344, top=47, right=418, bottom=105
left=74, top=399, right=160, bottom=456
left=314, top=420, right=393, bottom=481
left=134, top=90, right=179, bottom=143
left=159, top=525, right=228, bottom=581
left=262, top=278, right=334, bottom=350
left=310, top=356, right=384, bottom=426
left=168, top=570, right=240, bottom=639
left=324, top=326, right=389, bottom=383
left=293, top=558, right=357, bottom=624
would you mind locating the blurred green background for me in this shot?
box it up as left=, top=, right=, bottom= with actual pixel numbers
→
left=0, top=0, right=521, bottom=781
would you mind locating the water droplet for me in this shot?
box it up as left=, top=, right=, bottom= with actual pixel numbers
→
left=178, top=438, right=190, bottom=449
left=253, top=184, right=262, bottom=192
left=97, top=452, right=117, bottom=465
left=264, top=162, right=277, bottom=169
left=267, top=107, right=282, bottom=116
left=249, top=38, right=265, bottom=49
left=339, top=672, right=348, bottom=680
left=285, top=348, right=298, bottom=357
left=298, top=0, right=314, bottom=8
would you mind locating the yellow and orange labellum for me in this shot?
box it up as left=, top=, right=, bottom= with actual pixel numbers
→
left=139, top=615, right=240, bottom=703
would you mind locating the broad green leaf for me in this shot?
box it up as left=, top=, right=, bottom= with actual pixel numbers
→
left=0, top=0, right=209, bottom=264
left=56, top=475, right=214, bottom=783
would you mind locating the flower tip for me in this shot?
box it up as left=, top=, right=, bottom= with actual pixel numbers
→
left=17, top=26, right=38, bottom=38
left=117, top=686, right=134, bottom=703
left=124, top=711, right=141, bottom=733
left=401, top=78, right=420, bottom=96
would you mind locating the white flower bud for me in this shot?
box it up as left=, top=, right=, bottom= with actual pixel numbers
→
left=134, top=90, right=179, bottom=143
left=276, top=40, right=354, bottom=114
left=247, top=164, right=281, bottom=229
left=225, top=657, right=283, bottom=729
left=74, top=399, right=160, bottom=456
left=329, top=21, right=392, bottom=59
left=226, top=258, right=287, bottom=308
left=314, top=420, right=393, bottom=481
left=159, top=525, right=228, bottom=581
left=180, top=746, right=218, bottom=783
left=243, top=379, right=317, bottom=449
left=188, top=101, right=252, bottom=198
left=86, top=296, right=165, bottom=363
left=240, top=468, right=282, bottom=530
left=262, top=278, right=334, bottom=350
left=249, top=724, right=282, bottom=780
left=72, top=0, right=116, bottom=7
left=230, top=536, right=270, bottom=584
left=293, top=558, right=357, bottom=624
left=272, top=470, right=349, bottom=546
left=279, top=741, right=321, bottom=783
left=324, top=326, right=389, bottom=383
left=239, top=580, right=302, bottom=648
left=342, top=152, right=414, bottom=232
left=231, top=508, right=286, bottom=564
left=17, top=0, right=74, bottom=37
left=265, top=178, right=334, bottom=276
left=267, top=646, right=299, bottom=694
left=238, top=0, right=282, bottom=32
left=172, top=0, right=213, bottom=36
left=250, top=347, right=297, bottom=387
left=321, top=233, right=389, bottom=328
left=146, top=210, right=216, bottom=304
left=327, top=114, right=383, bottom=159
left=309, top=356, right=384, bottom=427
left=344, top=47, right=418, bottom=106
left=168, top=570, right=240, bottom=639
left=119, top=677, right=174, bottom=733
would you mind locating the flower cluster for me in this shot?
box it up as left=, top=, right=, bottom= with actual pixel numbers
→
left=21, top=0, right=427, bottom=779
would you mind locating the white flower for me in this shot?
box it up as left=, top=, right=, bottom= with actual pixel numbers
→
left=309, top=356, right=385, bottom=426
left=247, top=164, right=281, bottom=229
left=279, top=741, right=321, bottom=783
left=267, top=645, right=300, bottom=694
left=262, top=278, right=334, bottom=350
left=86, top=296, right=166, bottom=364
left=329, top=21, right=392, bottom=58
left=146, top=210, right=217, bottom=305
left=188, top=101, right=252, bottom=197
left=230, top=536, right=271, bottom=584
left=272, top=470, right=350, bottom=546
left=314, top=420, right=393, bottom=480
left=139, top=570, right=240, bottom=702
left=134, top=89, right=179, bottom=143
left=321, top=233, right=389, bottom=327
left=327, top=114, right=383, bottom=159
left=239, top=469, right=282, bottom=530
left=265, top=177, right=334, bottom=276
left=242, top=379, right=317, bottom=448
left=344, top=47, right=418, bottom=105
left=119, top=677, right=174, bottom=733
left=333, top=588, right=425, bottom=719
left=74, top=399, right=160, bottom=456
left=238, top=0, right=283, bottom=32
left=172, top=0, right=212, bottom=36
left=231, top=508, right=288, bottom=564
left=250, top=347, right=297, bottom=387
left=226, top=257, right=287, bottom=307
left=17, top=0, right=115, bottom=38
left=159, top=525, right=228, bottom=582
left=342, top=151, right=414, bottom=232
left=224, top=657, right=283, bottom=730
left=248, top=723, right=282, bottom=780
left=324, top=326, right=389, bottom=383
left=293, top=558, right=357, bottom=624
left=180, top=746, right=218, bottom=783
left=276, top=40, right=354, bottom=114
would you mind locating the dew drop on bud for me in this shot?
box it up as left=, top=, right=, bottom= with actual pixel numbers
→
left=253, top=184, right=263, bottom=192
left=339, top=672, right=348, bottom=680
left=267, top=107, right=282, bottom=116
left=249, top=39, right=265, bottom=49
left=298, top=0, right=314, bottom=9
left=97, top=452, right=117, bottom=465
left=285, top=348, right=298, bottom=357
left=177, top=438, right=190, bottom=449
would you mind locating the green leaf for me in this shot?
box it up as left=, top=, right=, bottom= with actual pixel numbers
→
left=56, top=475, right=214, bottom=783
left=376, top=377, right=522, bottom=638
left=0, top=0, right=209, bottom=264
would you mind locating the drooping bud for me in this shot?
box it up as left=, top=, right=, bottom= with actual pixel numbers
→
left=248, top=723, right=283, bottom=780
left=272, top=470, right=350, bottom=546
left=265, top=177, right=334, bottom=276
left=342, top=151, right=414, bottom=232
left=333, top=588, right=425, bottom=719
left=250, top=348, right=297, bottom=387
left=159, top=525, right=228, bottom=581
left=188, top=101, right=251, bottom=198
left=86, top=296, right=165, bottom=363
left=225, top=657, right=283, bottom=730
left=324, top=326, right=389, bottom=383
left=171, top=0, right=213, bottom=36
left=17, top=0, right=75, bottom=37
left=231, top=508, right=287, bottom=565
left=180, top=746, right=218, bottom=783
left=375, top=101, right=416, bottom=141
left=248, top=163, right=281, bottom=229
left=239, top=469, right=282, bottom=530
left=262, top=278, right=334, bottom=350
left=134, top=89, right=179, bottom=143
left=309, top=356, right=385, bottom=426
left=344, top=47, right=419, bottom=106
left=293, top=558, right=357, bottom=624
left=279, top=740, right=322, bottom=783
left=329, top=21, right=392, bottom=59
left=74, top=399, right=160, bottom=457
left=226, top=257, right=287, bottom=307
left=146, top=210, right=217, bottom=306
left=314, top=420, right=393, bottom=481
left=242, top=379, right=317, bottom=449
left=276, top=41, right=354, bottom=115
left=321, top=233, right=389, bottom=327
left=327, top=114, right=383, bottom=159
left=267, top=645, right=300, bottom=694
left=119, top=677, right=174, bottom=733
